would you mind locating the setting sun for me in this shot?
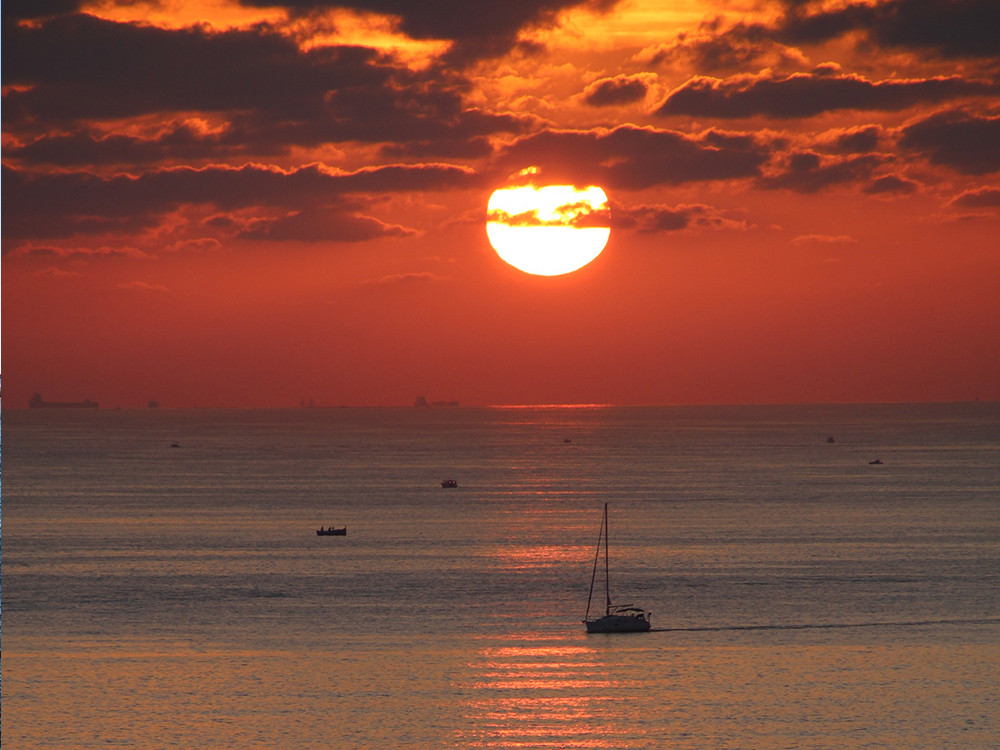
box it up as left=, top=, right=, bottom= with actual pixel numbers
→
left=487, top=183, right=611, bottom=276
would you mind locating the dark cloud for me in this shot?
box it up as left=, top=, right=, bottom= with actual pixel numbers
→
left=615, top=205, right=691, bottom=231
left=4, top=125, right=254, bottom=167
left=380, top=136, right=495, bottom=160
left=11, top=244, right=151, bottom=259
left=949, top=186, right=1000, bottom=208
left=758, top=151, right=883, bottom=193
left=655, top=72, right=998, bottom=119
left=581, top=75, right=650, bottom=107
left=2, top=162, right=479, bottom=239
left=487, top=202, right=610, bottom=228
left=240, top=208, right=417, bottom=242
left=648, top=19, right=805, bottom=74
left=648, top=0, right=1000, bottom=84
left=7, top=112, right=528, bottom=169
left=559, top=201, right=612, bottom=228
left=2, top=14, right=533, bottom=154
left=236, top=0, right=620, bottom=63
left=645, top=0, right=1000, bottom=88
left=3, top=14, right=323, bottom=120
left=495, top=125, right=771, bottom=189
left=823, top=126, right=883, bottom=154
left=612, top=202, right=742, bottom=232
left=898, top=109, right=1000, bottom=174
left=863, top=174, right=918, bottom=194
left=487, top=209, right=549, bottom=227
left=777, top=0, right=1000, bottom=60
left=1, top=0, right=81, bottom=20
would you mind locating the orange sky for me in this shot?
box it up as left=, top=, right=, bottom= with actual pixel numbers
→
left=3, top=0, right=999, bottom=408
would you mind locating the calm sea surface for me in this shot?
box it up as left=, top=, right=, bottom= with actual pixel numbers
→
left=3, top=403, right=999, bottom=748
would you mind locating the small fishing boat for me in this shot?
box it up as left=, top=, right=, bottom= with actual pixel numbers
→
left=316, top=526, right=347, bottom=536
left=441, top=479, right=458, bottom=488
left=584, top=503, right=651, bottom=633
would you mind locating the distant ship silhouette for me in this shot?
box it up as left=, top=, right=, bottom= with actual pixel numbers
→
left=415, top=396, right=458, bottom=407
left=30, top=393, right=98, bottom=409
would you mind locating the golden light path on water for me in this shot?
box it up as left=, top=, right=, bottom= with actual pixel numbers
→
left=452, top=510, right=636, bottom=749
left=457, top=640, right=631, bottom=748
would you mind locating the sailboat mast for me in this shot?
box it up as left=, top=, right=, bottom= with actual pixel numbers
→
left=585, top=505, right=603, bottom=619
left=604, top=502, right=611, bottom=616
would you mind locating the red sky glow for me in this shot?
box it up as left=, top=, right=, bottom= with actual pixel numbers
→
left=3, top=0, right=999, bottom=407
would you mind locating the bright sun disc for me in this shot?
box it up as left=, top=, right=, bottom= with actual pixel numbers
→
left=487, top=184, right=610, bottom=276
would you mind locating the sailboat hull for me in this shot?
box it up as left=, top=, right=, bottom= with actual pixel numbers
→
left=583, top=503, right=652, bottom=634
left=585, top=614, right=651, bottom=633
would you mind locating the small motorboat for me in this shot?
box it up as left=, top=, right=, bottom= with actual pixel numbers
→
left=441, top=479, right=458, bottom=488
left=869, top=459, right=883, bottom=465
left=316, top=526, right=347, bottom=536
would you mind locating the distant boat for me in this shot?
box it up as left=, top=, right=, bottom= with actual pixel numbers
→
left=316, top=526, right=347, bottom=536
left=415, top=396, right=459, bottom=407
left=583, top=503, right=651, bottom=633
left=869, top=459, right=883, bottom=465
left=29, top=392, right=98, bottom=409
left=441, top=479, right=458, bottom=488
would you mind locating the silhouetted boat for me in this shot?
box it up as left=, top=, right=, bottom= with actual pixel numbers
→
left=869, top=459, right=883, bottom=465
left=316, top=526, right=347, bottom=536
left=29, top=393, right=98, bottom=409
left=441, top=479, right=458, bottom=488
left=584, top=503, right=651, bottom=633
left=415, top=396, right=459, bottom=407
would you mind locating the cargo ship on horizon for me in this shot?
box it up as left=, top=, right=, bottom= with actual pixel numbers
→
left=29, top=393, right=99, bottom=409
left=414, top=396, right=459, bottom=407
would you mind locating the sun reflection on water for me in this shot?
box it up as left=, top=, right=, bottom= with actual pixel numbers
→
left=492, top=544, right=588, bottom=570
left=453, top=639, right=639, bottom=748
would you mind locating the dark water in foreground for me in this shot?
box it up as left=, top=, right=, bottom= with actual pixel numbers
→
left=3, top=403, right=999, bottom=748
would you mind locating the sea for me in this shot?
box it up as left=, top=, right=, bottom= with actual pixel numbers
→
left=3, top=403, right=999, bottom=749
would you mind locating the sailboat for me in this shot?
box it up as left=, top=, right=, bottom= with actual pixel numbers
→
left=584, top=503, right=651, bottom=633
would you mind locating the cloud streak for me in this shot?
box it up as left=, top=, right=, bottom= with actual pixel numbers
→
left=775, top=0, right=1000, bottom=60
left=2, top=162, right=479, bottom=239
left=495, top=125, right=772, bottom=189
left=656, top=72, right=998, bottom=119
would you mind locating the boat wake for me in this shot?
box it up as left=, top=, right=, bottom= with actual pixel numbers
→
left=650, top=617, right=1000, bottom=633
